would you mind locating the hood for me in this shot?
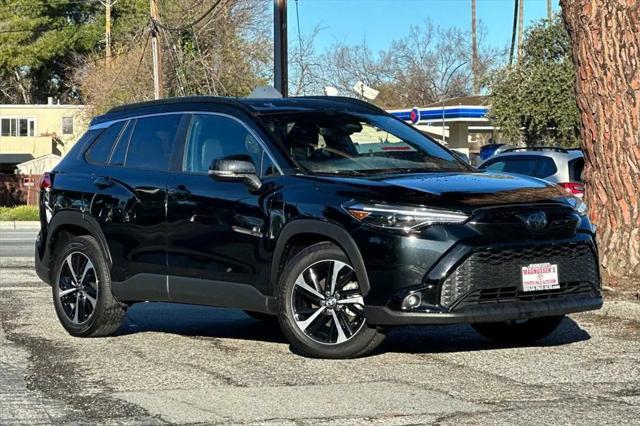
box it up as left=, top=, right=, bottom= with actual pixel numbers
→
left=311, top=171, right=569, bottom=210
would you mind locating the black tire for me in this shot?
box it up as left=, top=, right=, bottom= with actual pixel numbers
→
left=52, top=235, right=125, bottom=337
left=471, top=315, right=564, bottom=344
left=277, top=242, right=384, bottom=359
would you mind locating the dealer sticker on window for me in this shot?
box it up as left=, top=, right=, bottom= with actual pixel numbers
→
left=521, top=263, right=559, bottom=292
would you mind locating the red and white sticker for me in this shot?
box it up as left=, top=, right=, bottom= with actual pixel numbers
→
left=521, top=263, right=559, bottom=292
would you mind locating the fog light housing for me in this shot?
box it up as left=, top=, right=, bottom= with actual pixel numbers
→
left=401, top=293, right=422, bottom=310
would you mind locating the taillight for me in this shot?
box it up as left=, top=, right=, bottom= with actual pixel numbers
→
left=40, top=172, right=52, bottom=191
left=560, top=182, right=584, bottom=198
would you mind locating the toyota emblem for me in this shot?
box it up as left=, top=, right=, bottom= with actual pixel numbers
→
left=526, top=211, right=548, bottom=233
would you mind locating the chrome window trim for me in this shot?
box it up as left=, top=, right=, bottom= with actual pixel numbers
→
left=88, top=111, right=283, bottom=175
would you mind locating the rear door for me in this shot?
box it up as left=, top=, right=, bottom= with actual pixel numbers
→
left=87, top=114, right=187, bottom=301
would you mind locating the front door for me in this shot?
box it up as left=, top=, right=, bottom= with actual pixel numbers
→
left=166, top=113, right=280, bottom=306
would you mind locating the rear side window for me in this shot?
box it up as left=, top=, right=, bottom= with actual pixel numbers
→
left=125, top=115, right=181, bottom=171
left=484, top=157, right=557, bottom=179
left=569, top=157, right=584, bottom=182
left=484, top=158, right=539, bottom=176
left=85, top=122, right=126, bottom=165
left=534, top=157, right=557, bottom=179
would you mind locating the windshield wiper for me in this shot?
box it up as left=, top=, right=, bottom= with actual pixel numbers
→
left=310, top=169, right=368, bottom=176
left=363, top=167, right=467, bottom=176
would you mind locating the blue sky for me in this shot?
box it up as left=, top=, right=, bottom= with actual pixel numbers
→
left=287, top=0, right=560, bottom=53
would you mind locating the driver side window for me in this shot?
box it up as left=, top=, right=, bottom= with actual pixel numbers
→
left=183, top=114, right=276, bottom=176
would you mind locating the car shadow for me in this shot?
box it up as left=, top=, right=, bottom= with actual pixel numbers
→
left=117, top=302, right=591, bottom=355
left=117, top=302, right=288, bottom=344
left=378, top=316, right=591, bottom=355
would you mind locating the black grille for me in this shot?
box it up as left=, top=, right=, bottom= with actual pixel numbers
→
left=439, top=244, right=599, bottom=308
left=470, top=205, right=581, bottom=240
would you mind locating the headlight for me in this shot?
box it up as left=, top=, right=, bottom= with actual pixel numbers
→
left=344, top=202, right=469, bottom=232
left=568, top=197, right=588, bottom=217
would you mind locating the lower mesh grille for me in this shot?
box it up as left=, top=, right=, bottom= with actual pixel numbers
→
left=453, top=282, right=596, bottom=310
left=439, top=244, right=599, bottom=309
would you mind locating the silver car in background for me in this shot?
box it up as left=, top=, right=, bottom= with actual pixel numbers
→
left=479, top=147, right=585, bottom=197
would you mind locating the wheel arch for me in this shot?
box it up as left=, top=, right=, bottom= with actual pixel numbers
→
left=271, top=220, right=370, bottom=296
left=47, top=211, right=112, bottom=273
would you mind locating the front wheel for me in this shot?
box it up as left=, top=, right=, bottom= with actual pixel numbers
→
left=471, top=315, right=564, bottom=344
left=277, top=242, right=384, bottom=358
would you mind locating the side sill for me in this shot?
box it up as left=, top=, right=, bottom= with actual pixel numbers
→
left=111, top=273, right=276, bottom=314
left=169, top=276, right=276, bottom=314
left=111, top=273, right=170, bottom=303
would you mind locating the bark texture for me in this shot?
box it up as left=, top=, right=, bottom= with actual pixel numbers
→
left=561, top=0, right=640, bottom=284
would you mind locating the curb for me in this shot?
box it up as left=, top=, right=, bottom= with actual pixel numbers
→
left=0, top=221, right=40, bottom=230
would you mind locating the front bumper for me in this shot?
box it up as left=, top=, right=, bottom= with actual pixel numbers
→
left=352, top=211, right=602, bottom=326
left=365, top=294, right=603, bottom=325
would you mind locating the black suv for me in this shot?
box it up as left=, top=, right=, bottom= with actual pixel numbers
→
left=35, top=96, right=602, bottom=358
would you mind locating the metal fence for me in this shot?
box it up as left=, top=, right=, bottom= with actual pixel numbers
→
left=0, top=174, right=41, bottom=206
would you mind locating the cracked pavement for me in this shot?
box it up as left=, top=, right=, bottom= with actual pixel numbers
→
left=1, top=241, right=639, bottom=424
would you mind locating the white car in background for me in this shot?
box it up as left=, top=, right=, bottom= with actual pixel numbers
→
left=479, top=147, right=585, bottom=197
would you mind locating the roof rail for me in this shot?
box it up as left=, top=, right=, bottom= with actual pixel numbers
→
left=299, top=96, right=386, bottom=114
left=106, top=96, right=243, bottom=114
left=501, top=146, right=571, bottom=153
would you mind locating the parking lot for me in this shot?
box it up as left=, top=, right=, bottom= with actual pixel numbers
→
left=1, top=224, right=639, bottom=425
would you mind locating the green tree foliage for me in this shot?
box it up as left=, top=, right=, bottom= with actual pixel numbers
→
left=488, top=16, right=580, bottom=146
left=0, top=0, right=102, bottom=103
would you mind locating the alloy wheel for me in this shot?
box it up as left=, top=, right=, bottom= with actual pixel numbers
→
left=291, top=259, right=366, bottom=345
left=57, top=252, right=99, bottom=325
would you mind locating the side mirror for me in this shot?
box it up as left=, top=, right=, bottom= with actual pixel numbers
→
left=208, top=158, right=261, bottom=190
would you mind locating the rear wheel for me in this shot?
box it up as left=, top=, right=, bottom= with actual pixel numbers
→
left=277, top=242, right=384, bottom=358
left=52, top=235, right=125, bottom=337
left=471, top=315, right=564, bottom=343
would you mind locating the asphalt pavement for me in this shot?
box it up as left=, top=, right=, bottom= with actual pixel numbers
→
left=1, top=222, right=639, bottom=425
left=0, top=224, right=38, bottom=258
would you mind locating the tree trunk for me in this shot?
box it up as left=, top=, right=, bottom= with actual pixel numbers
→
left=13, top=70, right=30, bottom=104
left=561, top=0, right=640, bottom=287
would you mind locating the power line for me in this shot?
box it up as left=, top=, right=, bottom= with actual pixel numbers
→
left=101, top=25, right=150, bottom=99
left=133, top=30, right=151, bottom=78
left=295, top=0, right=303, bottom=58
left=159, top=27, right=187, bottom=96
left=5, top=0, right=97, bottom=4
left=153, top=0, right=224, bottom=32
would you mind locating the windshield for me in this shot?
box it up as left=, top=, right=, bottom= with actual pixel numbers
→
left=260, top=112, right=470, bottom=175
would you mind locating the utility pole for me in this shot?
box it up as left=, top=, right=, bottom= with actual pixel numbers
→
left=100, top=0, right=118, bottom=67
left=509, top=0, right=518, bottom=66
left=517, top=0, right=524, bottom=64
left=105, top=1, right=112, bottom=67
left=471, top=0, right=478, bottom=95
left=150, top=0, right=163, bottom=99
left=274, top=0, right=288, bottom=97
left=547, top=0, right=552, bottom=20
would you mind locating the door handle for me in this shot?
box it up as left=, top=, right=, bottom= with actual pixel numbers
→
left=168, top=185, right=191, bottom=199
left=92, top=176, right=113, bottom=189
